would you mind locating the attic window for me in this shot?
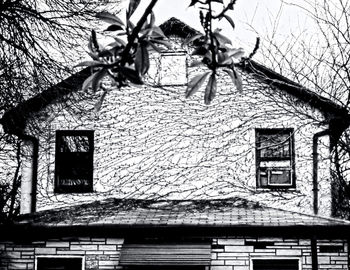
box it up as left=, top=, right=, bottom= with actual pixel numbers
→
left=256, top=129, right=295, bottom=189
left=55, top=130, right=94, bottom=193
left=159, top=51, right=187, bottom=86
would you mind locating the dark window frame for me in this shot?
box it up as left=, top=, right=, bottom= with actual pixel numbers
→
left=55, top=130, right=94, bottom=193
left=256, top=128, right=296, bottom=189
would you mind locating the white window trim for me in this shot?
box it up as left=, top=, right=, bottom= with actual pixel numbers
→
left=35, top=255, right=85, bottom=270
left=249, top=257, right=301, bottom=270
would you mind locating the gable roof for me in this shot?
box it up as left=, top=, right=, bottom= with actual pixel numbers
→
left=1, top=18, right=349, bottom=139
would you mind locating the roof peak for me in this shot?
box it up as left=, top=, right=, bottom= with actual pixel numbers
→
left=159, top=17, right=201, bottom=39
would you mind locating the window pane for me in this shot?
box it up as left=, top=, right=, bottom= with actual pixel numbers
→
left=58, top=153, right=91, bottom=178
left=57, top=154, right=92, bottom=189
left=259, top=133, right=290, bottom=158
left=37, top=258, right=82, bottom=270
left=60, top=135, right=90, bottom=152
left=259, top=169, right=268, bottom=186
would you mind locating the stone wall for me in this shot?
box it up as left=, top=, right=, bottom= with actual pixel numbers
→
left=212, top=237, right=348, bottom=270
left=0, top=237, right=124, bottom=270
left=0, top=237, right=347, bottom=270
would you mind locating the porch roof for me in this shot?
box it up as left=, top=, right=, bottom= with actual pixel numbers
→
left=17, top=198, right=349, bottom=228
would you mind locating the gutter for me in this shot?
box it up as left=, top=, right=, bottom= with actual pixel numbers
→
left=313, top=129, right=329, bottom=215
left=2, top=223, right=350, bottom=241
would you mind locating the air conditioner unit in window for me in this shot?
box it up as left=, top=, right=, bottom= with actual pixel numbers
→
left=267, top=168, right=292, bottom=186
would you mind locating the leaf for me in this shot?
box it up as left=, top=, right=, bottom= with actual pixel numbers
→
left=119, top=67, right=143, bottom=85
left=213, top=31, right=232, bottom=45
left=105, top=41, right=124, bottom=50
left=114, top=37, right=127, bottom=46
left=96, top=12, right=124, bottom=27
left=127, top=0, right=141, bottom=18
left=74, top=61, right=104, bottom=68
left=92, top=69, right=107, bottom=92
left=104, top=24, right=124, bottom=32
left=204, top=73, right=217, bottom=105
left=228, top=48, right=244, bottom=59
left=223, top=68, right=242, bottom=92
left=87, top=52, right=99, bottom=61
left=186, top=72, right=210, bottom=98
left=149, top=12, right=155, bottom=28
left=82, top=69, right=107, bottom=92
left=223, top=14, right=235, bottom=30
left=89, top=30, right=100, bottom=52
left=140, top=27, right=152, bottom=38
left=217, top=52, right=232, bottom=65
left=184, top=33, right=203, bottom=45
left=148, top=41, right=163, bottom=53
left=149, top=26, right=166, bottom=38
left=135, top=43, right=150, bottom=75
left=232, top=69, right=243, bottom=92
left=94, top=90, right=108, bottom=112
left=127, top=20, right=135, bottom=32
left=189, top=60, right=203, bottom=67
left=151, top=38, right=173, bottom=49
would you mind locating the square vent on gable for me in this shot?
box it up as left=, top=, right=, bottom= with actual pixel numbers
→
left=159, top=51, right=187, bottom=86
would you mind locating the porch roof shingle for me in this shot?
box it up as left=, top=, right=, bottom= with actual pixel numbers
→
left=17, top=198, right=349, bottom=228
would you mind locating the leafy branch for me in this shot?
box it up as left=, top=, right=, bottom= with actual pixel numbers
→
left=185, top=0, right=245, bottom=104
left=79, top=0, right=259, bottom=105
left=77, top=0, right=166, bottom=92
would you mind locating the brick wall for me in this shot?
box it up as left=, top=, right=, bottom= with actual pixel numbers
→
left=0, top=237, right=347, bottom=270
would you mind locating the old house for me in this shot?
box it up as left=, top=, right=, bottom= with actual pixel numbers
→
left=1, top=18, right=350, bottom=270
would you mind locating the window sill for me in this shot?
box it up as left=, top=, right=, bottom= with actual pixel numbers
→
left=255, top=188, right=298, bottom=192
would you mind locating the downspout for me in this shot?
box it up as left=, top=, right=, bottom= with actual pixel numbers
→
left=312, top=129, right=329, bottom=215
left=18, top=134, right=38, bottom=214
left=311, top=236, right=318, bottom=270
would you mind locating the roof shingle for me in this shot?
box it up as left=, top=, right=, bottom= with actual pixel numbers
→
left=17, top=198, right=349, bottom=228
